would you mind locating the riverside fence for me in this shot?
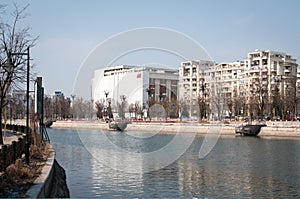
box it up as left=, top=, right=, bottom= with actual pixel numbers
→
left=0, top=124, right=30, bottom=172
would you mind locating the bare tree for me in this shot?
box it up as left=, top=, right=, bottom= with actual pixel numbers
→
left=211, top=83, right=224, bottom=120
left=0, top=4, right=37, bottom=144
left=233, top=95, right=244, bottom=116
left=179, top=100, right=189, bottom=118
left=198, top=96, right=207, bottom=119
left=166, top=99, right=179, bottom=118
left=226, top=97, right=233, bottom=117
left=270, top=84, right=282, bottom=118
left=72, top=97, right=90, bottom=119
left=117, top=95, right=127, bottom=119
left=134, top=101, right=143, bottom=119
left=128, top=103, right=135, bottom=118
left=44, top=95, right=52, bottom=119
left=95, top=99, right=105, bottom=119
left=284, top=76, right=297, bottom=116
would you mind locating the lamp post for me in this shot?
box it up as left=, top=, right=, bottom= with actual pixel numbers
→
left=10, top=47, right=30, bottom=164
left=91, top=98, right=94, bottom=119
left=104, top=91, right=110, bottom=119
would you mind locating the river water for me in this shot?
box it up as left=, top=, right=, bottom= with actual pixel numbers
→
left=47, top=128, right=300, bottom=198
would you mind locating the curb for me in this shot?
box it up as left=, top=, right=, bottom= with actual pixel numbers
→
left=26, top=144, right=55, bottom=198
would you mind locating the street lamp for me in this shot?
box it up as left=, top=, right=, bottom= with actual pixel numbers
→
left=10, top=47, right=30, bottom=164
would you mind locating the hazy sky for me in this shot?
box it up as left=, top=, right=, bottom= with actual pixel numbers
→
left=2, top=0, right=300, bottom=98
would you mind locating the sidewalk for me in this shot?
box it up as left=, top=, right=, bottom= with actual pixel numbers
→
left=2, top=131, right=19, bottom=145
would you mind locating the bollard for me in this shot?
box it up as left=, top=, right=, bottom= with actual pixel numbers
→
left=1, top=145, right=7, bottom=171
left=21, top=125, right=25, bottom=134
left=14, top=124, right=18, bottom=132
left=12, top=141, right=17, bottom=161
left=18, top=137, right=23, bottom=159
left=17, top=125, right=20, bottom=132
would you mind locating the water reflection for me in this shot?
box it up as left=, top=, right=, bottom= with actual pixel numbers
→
left=48, top=129, right=300, bottom=198
left=77, top=129, right=195, bottom=173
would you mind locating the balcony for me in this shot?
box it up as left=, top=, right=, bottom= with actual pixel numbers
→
left=284, top=69, right=291, bottom=74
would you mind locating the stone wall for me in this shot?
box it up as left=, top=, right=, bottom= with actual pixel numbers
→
left=45, top=160, right=70, bottom=198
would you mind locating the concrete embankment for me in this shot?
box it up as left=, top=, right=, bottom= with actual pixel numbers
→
left=26, top=144, right=70, bottom=198
left=51, top=120, right=300, bottom=138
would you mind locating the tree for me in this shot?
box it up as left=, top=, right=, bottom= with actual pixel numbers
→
left=284, top=76, right=297, bottom=116
left=179, top=100, right=189, bottom=118
left=0, top=4, right=37, bottom=144
left=44, top=95, right=52, bottom=119
left=95, top=99, right=105, bottom=119
left=233, top=95, right=245, bottom=116
left=211, top=83, right=224, bottom=120
left=72, top=97, right=90, bottom=119
left=117, top=95, right=127, bottom=119
left=128, top=103, right=135, bottom=118
left=271, top=84, right=282, bottom=117
left=134, top=101, right=143, bottom=119
left=198, top=96, right=207, bottom=119
left=166, top=99, right=179, bottom=118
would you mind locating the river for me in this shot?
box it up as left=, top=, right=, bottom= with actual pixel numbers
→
left=47, top=128, right=300, bottom=198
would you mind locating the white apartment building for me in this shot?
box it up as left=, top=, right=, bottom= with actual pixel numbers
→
left=242, top=50, right=298, bottom=116
left=207, top=61, right=245, bottom=117
left=179, top=50, right=298, bottom=118
left=244, top=50, right=297, bottom=95
left=92, top=65, right=179, bottom=115
left=178, top=60, right=216, bottom=117
left=209, top=61, right=245, bottom=98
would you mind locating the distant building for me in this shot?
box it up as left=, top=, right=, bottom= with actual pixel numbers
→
left=178, top=60, right=216, bottom=117
left=207, top=61, right=245, bottom=117
left=52, top=91, right=63, bottom=98
left=242, top=50, right=298, bottom=116
left=91, top=65, right=179, bottom=114
left=179, top=50, right=298, bottom=118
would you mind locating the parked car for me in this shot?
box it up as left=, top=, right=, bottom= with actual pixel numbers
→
left=284, top=114, right=297, bottom=121
left=255, top=115, right=271, bottom=120
left=272, top=116, right=281, bottom=121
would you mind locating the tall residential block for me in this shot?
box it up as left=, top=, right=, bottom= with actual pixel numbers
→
left=178, top=60, right=215, bottom=117
left=179, top=50, right=298, bottom=118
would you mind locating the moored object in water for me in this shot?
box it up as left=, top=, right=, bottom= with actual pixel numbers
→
left=45, top=120, right=55, bottom=128
left=108, top=121, right=128, bottom=131
left=235, top=124, right=267, bottom=136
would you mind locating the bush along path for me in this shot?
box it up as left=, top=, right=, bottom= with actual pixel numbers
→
left=0, top=128, right=51, bottom=197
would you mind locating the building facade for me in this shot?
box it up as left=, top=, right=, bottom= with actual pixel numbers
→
left=242, top=50, right=298, bottom=117
left=178, top=60, right=216, bottom=117
left=179, top=50, right=298, bottom=119
left=92, top=65, right=179, bottom=117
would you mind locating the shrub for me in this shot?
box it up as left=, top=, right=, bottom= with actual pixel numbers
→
left=5, top=159, right=34, bottom=185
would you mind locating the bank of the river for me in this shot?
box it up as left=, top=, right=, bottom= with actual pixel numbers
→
left=51, top=120, right=300, bottom=138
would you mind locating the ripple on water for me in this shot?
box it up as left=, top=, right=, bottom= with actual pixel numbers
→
left=48, top=128, right=300, bottom=198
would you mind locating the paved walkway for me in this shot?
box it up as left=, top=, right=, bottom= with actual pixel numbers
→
left=2, top=131, right=19, bottom=145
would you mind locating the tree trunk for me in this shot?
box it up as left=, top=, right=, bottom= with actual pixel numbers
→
left=0, top=103, right=3, bottom=145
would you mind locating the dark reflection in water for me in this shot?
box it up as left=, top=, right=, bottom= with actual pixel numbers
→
left=48, top=129, right=300, bottom=198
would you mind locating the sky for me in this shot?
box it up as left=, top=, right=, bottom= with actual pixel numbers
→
left=1, top=0, right=300, bottom=98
